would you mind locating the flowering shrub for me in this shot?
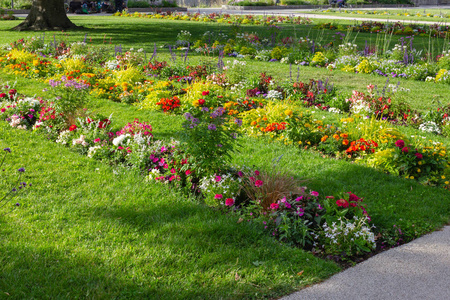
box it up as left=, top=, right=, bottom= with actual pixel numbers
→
left=181, top=105, right=241, bottom=174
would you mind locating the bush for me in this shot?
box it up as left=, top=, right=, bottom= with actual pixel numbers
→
left=127, top=0, right=151, bottom=8
left=228, top=0, right=274, bottom=6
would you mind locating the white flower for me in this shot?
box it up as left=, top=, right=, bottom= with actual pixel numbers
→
left=113, top=134, right=129, bottom=146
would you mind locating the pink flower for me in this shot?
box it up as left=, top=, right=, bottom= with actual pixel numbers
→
left=170, top=168, right=176, bottom=174
left=225, top=198, right=234, bottom=206
left=395, top=140, right=405, bottom=148
left=295, top=196, right=303, bottom=202
left=415, top=152, right=423, bottom=160
left=270, top=203, right=279, bottom=210
left=185, top=170, right=192, bottom=176
left=118, top=146, right=124, bottom=150
left=215, top=175, right=222, bottom=182
left=285, top=202, right=291, bottom=209
left=249, top=176, right=255, bottom=182
left=0, top=108, right=5, bottom=113
left=254, top=180, right=263, bottom=187
left=237, top=171, right=244, bottom=177
left=297, top=208, right=305, bottom=216
left=310, top=191, right=319, bottom=197
left=94, top=138, right=101, bottom=143
left=402, top=147, right=409, bottom=153
left=214, top=194, right=223, bottom=200
left=326, top=196, right=334, bottom=199
left=254, top=170, right=260, bottom=176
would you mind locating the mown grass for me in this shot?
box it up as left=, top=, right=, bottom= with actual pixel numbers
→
left=1, top=15, right=450, bottom=299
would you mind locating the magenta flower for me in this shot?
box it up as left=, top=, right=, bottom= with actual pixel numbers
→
left=215, top=175, right=222, bottom=182
left=237, top=171, right=244, bottom=177
left=225, top=198, right=234, bottom=206
left=395, top=140, right=405, bottom=148
left=94, top=138, right=101, bottom=143
left=295, top=196, right=303, bottom=202
left=270, top=203, right=279, bottom=210
left=310, top=191, right=319, bottom=197
left=254, top=180, right=263, bottom=187
left=297, top=208, right=305, bottom=216
left=214, top=194, right=223, bottom=200
left=254, top=170, right=260, bottom=176
left=415, top=152, right=423, bottom=160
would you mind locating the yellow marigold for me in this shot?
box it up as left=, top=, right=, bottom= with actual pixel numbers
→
left=284, top=109, right=293, bottom=116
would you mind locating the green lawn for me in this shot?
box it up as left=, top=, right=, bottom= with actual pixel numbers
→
left=1, top=14, right=450, bottom=299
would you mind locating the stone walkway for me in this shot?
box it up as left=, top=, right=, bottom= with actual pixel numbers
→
left=282, top=226, right=450, bottom=300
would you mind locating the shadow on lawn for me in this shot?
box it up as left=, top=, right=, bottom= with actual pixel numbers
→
left=0, top=245, right=177, bottom=298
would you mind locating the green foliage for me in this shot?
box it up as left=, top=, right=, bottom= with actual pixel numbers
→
left=181, top=106, right=240, bottom=175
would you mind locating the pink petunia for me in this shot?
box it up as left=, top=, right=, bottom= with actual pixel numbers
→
left=310, top=191, right=319, bottom=197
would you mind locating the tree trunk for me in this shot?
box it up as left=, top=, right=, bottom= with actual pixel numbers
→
left=13, top=0, right=82, bottom=31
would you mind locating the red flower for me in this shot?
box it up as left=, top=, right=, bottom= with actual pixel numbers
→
left=185, top=170, right=192, bottom=176
left=336, top=199, right=349, bottom=208
left=198, top=99, right=205, bottom=106
left=202, top=91, right=210, bottom=96
left=402, top=147, right=409, bottom=153
left=348, top=192, right=361, bottom=202
left=395, top=140, right=405, bottom=148
left=69, top=125, right=77, bottom=131
left=214, top=194, right=223, bottom=200
left=0, top=93, right=7, bottom=98
left=415, top=152, right=423, bottom=160
left=225, top=198, right=234, bottom=206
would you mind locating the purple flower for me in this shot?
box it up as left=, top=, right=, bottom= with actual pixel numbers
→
left=234, top=118, right=242, bottom=126
left=208, top=124, right=217, bottom=131
left=201, top=107, right=209, bottom=112
left=216, top=144, right=223, bottom=147
left=3, top=148, right=11, bottom=153
left=18, top=167, right=25, bottom=173
left=184, top=112, right=192, bottom=120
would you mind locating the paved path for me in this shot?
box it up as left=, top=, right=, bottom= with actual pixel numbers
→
left=189, top=7, right=450, bottom=25
left=282, top=226, right=450, bottom=300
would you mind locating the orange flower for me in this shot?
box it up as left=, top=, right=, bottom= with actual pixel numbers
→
left=342, top=139, right=349, bottom=146
left=333, top=134, right=340, bottom=140
left=321, top=135, right=328, bottom=142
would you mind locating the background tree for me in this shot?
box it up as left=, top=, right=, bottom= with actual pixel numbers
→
left=13, top=0, right=81, bottom=31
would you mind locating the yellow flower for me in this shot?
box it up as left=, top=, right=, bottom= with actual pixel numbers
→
left=442, top=175, right=446, bottom=179
left=445, top=181, right=449, bottom=185
left=417, top=169, right=421, bottom=173
left=192, top=99, right=200, bottom=106
left=410, top=176, right=414, bottom=179
left=284, top=109, right=293, bottom=116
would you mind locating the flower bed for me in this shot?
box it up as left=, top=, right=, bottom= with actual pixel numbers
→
left=0, top=37, right=449, bottom=190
